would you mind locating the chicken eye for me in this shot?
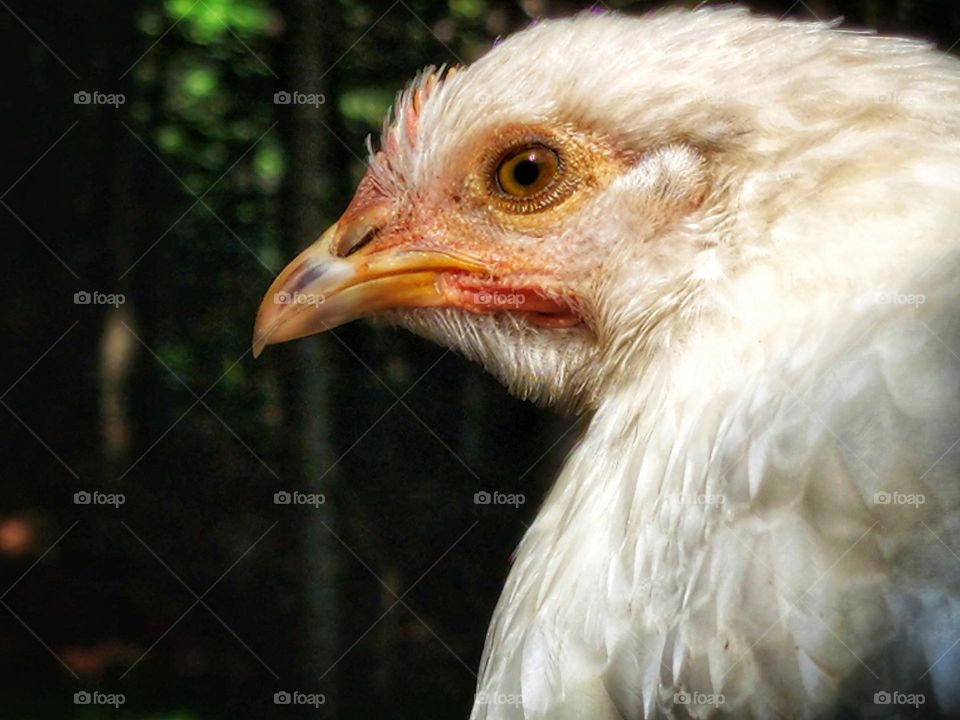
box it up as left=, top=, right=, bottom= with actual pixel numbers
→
left=496, top=145, right=559, bottom=197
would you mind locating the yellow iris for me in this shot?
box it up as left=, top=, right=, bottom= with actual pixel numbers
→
left=496, top=145, right=559, bottom=197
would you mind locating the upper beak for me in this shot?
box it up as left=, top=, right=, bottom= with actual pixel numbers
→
left=252, top=203, right=487, bottom=357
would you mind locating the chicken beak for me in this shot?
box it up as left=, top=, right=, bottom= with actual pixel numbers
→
left=252, top=211, right=487, bottom=358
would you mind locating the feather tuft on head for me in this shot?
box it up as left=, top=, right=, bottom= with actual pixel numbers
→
left=379, top=65, right=460, bottom=156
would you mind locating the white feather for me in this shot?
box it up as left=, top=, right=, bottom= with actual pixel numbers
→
left=379, top=7, right=960, bottom=718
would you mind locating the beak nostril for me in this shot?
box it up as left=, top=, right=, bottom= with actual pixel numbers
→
left=337, top=228, right=378, bottom=257
left=331, top=202, right=393, bottom=257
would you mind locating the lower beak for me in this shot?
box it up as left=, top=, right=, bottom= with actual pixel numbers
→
left=252, top=223, right=487, bottom=357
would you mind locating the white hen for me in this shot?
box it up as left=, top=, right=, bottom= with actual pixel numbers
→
left=255, top=8, right=960, bottom=718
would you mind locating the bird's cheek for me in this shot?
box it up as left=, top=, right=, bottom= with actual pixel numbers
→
left=432, top=273, right=582, bottom=328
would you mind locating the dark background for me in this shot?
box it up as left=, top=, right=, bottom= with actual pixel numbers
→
left=0, top=0, right=956, bottom=718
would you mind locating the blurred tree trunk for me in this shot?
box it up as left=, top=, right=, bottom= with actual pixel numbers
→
left=278, top=0, right=344, bottom=713
left=99, top=121, right=138, bottom=478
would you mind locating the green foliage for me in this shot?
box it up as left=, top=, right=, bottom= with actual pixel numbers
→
left=450, top=0, right=487, bottom=19
left=156, top=124, right=186, bottom=154
left=156, top=342, right=195, bottom=381
left=165, top=0, right=276, bottom=43
left=182, top=66, right=218, bottom=99
left=253, top=139, right=284, bottom=188
left=338, top=87, right=395, bottom=129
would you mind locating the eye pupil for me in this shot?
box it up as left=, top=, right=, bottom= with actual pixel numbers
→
left=512, top=158, right=540, bottom=186
left=495, top=144, right=559, bottom=199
